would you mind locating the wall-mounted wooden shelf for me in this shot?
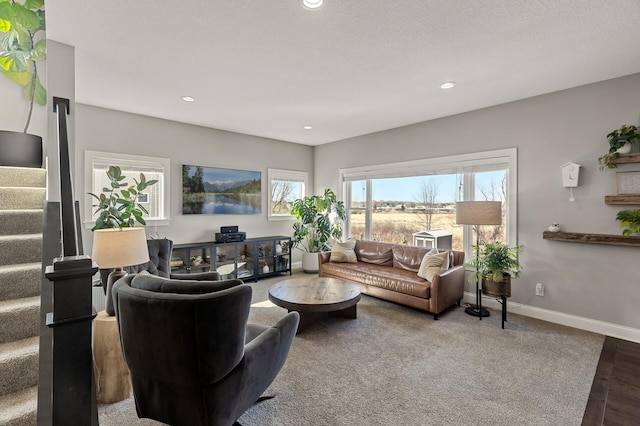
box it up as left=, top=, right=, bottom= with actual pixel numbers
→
left=542, top=231, right=640, bottom=247
left=604, top=195, right=640, bottom=204
left=611, top=152, right=640, bottom=165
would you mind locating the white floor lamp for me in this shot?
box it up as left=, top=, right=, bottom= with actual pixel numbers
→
left=455, top=201, right=502, bottom=319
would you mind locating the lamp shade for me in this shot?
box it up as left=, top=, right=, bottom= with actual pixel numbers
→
left=92, top=227, right=150, bottom=269
left=455, top=201, right=502, bottom=226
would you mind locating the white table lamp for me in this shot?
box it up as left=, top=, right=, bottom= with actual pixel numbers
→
left=92, top=227, right=149, bottom=315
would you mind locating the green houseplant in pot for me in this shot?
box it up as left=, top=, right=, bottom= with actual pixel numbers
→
left=598, top=125, right=640, bottom=170
left=465, top=241, right=523, bottom=298
left=0, top=0, right=47, bottom=168
left=290, top=188, right=346, bottom=273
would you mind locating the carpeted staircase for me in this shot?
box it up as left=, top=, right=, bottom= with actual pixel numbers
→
left=0, top=166, right=46, bottom=425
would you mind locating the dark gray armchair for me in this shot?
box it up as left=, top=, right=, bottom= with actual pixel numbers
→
left=100, top=238, right=219, bottom=292
left=112, top=273, right=299, bottom=426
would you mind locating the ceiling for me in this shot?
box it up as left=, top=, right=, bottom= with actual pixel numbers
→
left=45, top=1, right=640, bottom=146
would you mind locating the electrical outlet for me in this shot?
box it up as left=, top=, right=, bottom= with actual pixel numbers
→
left=536, top=283, right=544, bottom=296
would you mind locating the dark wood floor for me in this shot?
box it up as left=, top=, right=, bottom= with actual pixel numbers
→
left=582, top=336, right=640, bottom=426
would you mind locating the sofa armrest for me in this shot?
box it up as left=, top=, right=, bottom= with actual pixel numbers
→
left=429, top=265, right=465, bottom=315
left=318, top=251, right=331, bottom=266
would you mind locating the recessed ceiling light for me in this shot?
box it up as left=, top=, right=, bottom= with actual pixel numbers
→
left=181, top=96, right=195, bottom=102
left=440, top=81, right=456, bottom=89
left=302, top=0, right=323, bottom=10
left=303, top=125, right=313, bottom=130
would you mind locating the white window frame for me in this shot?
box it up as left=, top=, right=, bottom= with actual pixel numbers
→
left=267, top=168, right=308, bottom=221
left=339, top=148, right=517, bottom=259
left=84, top=151, right=171, bottom=229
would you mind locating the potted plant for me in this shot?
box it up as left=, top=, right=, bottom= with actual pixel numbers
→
left=0, top=0, right=47, bottom=168
left=616, top=209, right=640, bottom=237
left=290, top=188, right=346, bottom=273
left=465, top=241, right=523, bottom=297
left=88, top=166, right=158, bottom=230
left=598, top=125, right=640, bottom=170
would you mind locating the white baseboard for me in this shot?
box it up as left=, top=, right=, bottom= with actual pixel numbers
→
left=463, top=291, right=640, bottom=344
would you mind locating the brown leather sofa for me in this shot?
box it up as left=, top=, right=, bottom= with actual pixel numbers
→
left=318, top=240, right=465, bottom=319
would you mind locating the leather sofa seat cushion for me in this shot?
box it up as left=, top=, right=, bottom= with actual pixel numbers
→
left=319, top=262, right=430, bottom=299
left=355, top=240, right=394, bottom=266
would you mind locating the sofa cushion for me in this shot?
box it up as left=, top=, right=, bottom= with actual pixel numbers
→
left=330, top=239, right=357, bottom=263
left=417, top=251, right=449, bottom=281
left=319, top=262, right=430, bottom=299
left=392, top=244, right=431, bottom=272
left=355, top=240, right=394, bottom=266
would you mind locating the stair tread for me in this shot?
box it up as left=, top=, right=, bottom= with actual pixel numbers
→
left=0, top=336, right=39, bottom=362
left=0, top=263, right=41, bottom=273
left=0, top=386, right=37, bottom=423
left=0, top=296, right=40, bottom=312
left=0, top=234, right=42, bottom=241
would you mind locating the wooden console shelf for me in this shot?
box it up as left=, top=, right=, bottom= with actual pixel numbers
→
left=604, top=195, right=640, bottom=204
left=611, top=152, right=640, bottom=165
left=542, top=231, right=640, bottom=247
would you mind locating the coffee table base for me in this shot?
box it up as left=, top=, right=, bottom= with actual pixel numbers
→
left=269, top=277, right=361, bottom=334
left=291, top=303, right=357, bottom=332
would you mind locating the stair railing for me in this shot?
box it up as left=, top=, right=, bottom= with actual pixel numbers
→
left=37, top=97, right=98, bottom=425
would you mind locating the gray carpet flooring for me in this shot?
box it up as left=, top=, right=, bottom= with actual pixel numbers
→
left=98, top=273, right=604, bottom=426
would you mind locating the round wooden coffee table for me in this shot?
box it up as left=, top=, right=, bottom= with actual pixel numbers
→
left=268, top=277, right=361, bottom=332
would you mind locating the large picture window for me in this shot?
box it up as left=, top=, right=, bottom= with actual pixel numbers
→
left=340, top=148, right=517, bottom=259
left=267, top=168, right=308, bottom=220
left=84, top=151, right=170, bottom=228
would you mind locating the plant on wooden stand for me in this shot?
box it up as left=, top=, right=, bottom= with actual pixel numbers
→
left=598, top=125, right=640, bottom=170
left=88, top=165, right=158, bottom=230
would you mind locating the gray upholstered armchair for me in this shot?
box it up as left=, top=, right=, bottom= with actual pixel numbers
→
left=99, top=238, right=219, bottom=291
left=112, top=273, right=299, bottom=426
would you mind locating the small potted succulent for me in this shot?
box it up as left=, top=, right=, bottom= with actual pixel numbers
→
left=598, top=125, right=640, bottom=170
left=616, top=209, right=640, bottom=237
left=465, top=241, right=523, bottom=297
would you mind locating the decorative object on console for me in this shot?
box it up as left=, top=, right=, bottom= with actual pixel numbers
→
left=455, top=201, right=502, bottom=319
left=291, top=188, right=346, bottom=273
left=182, top=165, right=261, bottom=214
left=92, top=227, right=150, bottom=316
left=548, top=223, right=561, bottom=232
left=598, top=125, right=640, bottom=170
left=616, top=209, right=640, bottom=236
left=88, top=165, right=158, bottom=230
left=560, top=162, right=581, bottom=202
left=0, top=0, right=46, bottom=168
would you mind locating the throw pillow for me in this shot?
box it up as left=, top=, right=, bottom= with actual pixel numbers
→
left=417, top=251, right=449, bottom=282
left=330, top=239, right=357, bottom=263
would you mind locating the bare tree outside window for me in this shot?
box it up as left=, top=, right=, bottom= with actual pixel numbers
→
left=413, top=177, right=439, bottom=230
left=476, top=173, right=507, bottom=243
left=271, top=181, right=294, bottom=214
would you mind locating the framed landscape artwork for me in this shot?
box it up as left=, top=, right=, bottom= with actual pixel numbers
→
left=182, top=165, right=262, bottom=214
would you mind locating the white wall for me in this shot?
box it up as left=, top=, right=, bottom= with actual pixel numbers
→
left=314, top=73, right=640, bottom=335
left=74, top=105, right=313, bottom=265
